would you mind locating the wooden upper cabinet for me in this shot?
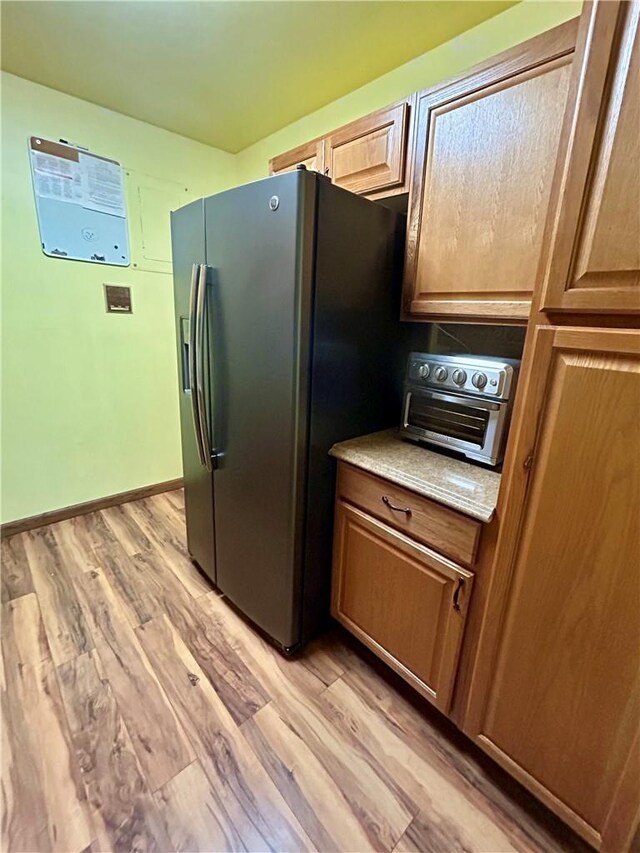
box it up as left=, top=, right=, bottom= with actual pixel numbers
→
left=404, top=20, right=578, bottom=323
left=539, top=1, right=640, bottom=315
left=324, top=100, right=411, bottom=197
left=269, top=139, right=324, bottom=176
left=268, top=99, right=413, bottom=198
left=465, top=326, right=640, bottom=850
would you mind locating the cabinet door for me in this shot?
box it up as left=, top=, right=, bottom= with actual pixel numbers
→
left=324, top=101, right=410, bottom=196
left=404, top=21, right=577, bottom=322
left=466, top=326, right=640, bottom=849
left=540, top=1, right=640, bottom=315
left=331, top=501, right=473, bottom=712
left=269, top=139, right=324, bottom=175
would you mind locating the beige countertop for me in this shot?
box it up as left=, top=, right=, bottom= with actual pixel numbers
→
left=329, top=429, right=501, bottom=523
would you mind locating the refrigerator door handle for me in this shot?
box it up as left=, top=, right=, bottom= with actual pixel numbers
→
left=194, top=263, right=214, bottom=472
left=188, top=263, right=206, bottom=466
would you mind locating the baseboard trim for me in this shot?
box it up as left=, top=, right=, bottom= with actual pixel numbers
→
left=0, top=478, right=184, bottom=539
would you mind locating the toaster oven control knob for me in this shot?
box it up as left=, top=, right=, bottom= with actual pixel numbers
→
left=418, top=364, right=430, bottom=380
left=452, top=369, right=467, bottom=386
left=434, top=366, right=448, bottom=382
left=472, top=371, right=488, bottom=390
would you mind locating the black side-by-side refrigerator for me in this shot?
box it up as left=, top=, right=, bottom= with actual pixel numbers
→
left=171, top=169, right=407, bottom=652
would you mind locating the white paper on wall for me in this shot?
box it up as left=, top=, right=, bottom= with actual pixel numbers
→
left=32, top=150, right=77, bottom=177
left=79, top=152, right=126, bottom=217
left=29, top=137, right=130, bottom=266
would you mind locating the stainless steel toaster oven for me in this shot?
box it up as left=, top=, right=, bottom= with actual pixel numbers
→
left=400, top=353, right=521, bottom=466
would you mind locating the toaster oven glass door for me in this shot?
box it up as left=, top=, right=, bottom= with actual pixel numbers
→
left=403, top=388, right=504, bottom=459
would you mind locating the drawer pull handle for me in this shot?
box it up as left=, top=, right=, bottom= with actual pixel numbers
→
left=453, top=577, right=465, bottom=611
left=382, top=495, right=412, bottom=517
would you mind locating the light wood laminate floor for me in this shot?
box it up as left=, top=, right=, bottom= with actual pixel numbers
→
left=1, top=491, right=588, bottom=852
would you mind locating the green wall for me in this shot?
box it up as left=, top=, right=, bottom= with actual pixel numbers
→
left=1, top=72, right=238, bottom=523
left=235, top=0, right=582, bottom=183
left=1, top=0, right=582, bottom=524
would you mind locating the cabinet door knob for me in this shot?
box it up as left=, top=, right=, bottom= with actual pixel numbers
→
left=453, top=577, right=465, bottom=611
left=381, top=495, right=412, bottom=517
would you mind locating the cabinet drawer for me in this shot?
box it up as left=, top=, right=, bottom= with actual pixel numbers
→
left=332, top=501, right=474, bottom=711
left=337, top=462, right=480, bottom=567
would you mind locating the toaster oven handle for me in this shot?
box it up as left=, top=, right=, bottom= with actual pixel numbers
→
left=423, top=389, right=502, bottom=411
left=382, top=495, right=412, bottom=517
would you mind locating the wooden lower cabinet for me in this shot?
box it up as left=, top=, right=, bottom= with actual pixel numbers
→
left=465, top=326, right=640, bottom=850
left=331, top=500, right=473, bottom=712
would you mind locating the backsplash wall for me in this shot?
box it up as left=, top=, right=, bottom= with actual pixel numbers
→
left=428, top=323, right=527, bottom=360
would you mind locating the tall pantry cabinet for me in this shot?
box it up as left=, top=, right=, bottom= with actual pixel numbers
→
left=464, top=3, right=640, bottom=850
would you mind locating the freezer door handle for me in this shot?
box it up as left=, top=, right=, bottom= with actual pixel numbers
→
left=194, top=263, right=214, bottom=472
left=188, top=263, right=206, bottom=466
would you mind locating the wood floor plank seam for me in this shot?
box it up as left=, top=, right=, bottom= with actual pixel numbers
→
left=2, top=593, right=95, bottom=852
left=330, top=650, right=585, bottom=852
left=136, top=613, right=315, bottom=852
left=45, top=517, right=198, bottom=800
left=254, top=693, right=415, bottom=851
left=78, top=569, right=197, bottom=792
left=49, top=516, right=202, bottom=801
left=139, top=632, right=298, bottom=853
left=74, top=508, right=266, bottom=730
left=198, top=591, right=333, bottom=708
left=68, top=566, right=243, bottom=847
left=0, top=534, right=35, bottom=603
left=320, top=672, right=518, bottom=851
left=56, top=648, right=177, bottom=853
left=97, top=500, right=271, bottom=724
left=130, top=496, right=209, bottom=601
left=64, top=507, right=162, bottom=632
left=23, top=525, right=94, bottom=667
left=199, top=593, right=415, bottom=850
left=0, top=588, right=37, bottom=604
left=240, top=703, right=377, bottom=853
left=152, top=759, right=244, bottom=853
left=101, top=500, right=209, bottom=600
